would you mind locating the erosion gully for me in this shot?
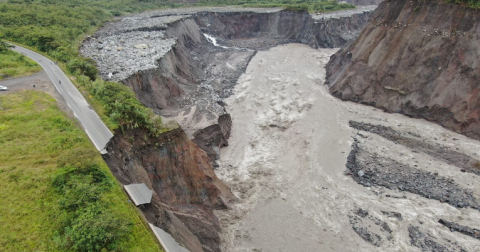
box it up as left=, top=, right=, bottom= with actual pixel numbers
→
left=81, top=5, right=480, bottom=252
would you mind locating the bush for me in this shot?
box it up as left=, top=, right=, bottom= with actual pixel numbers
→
left=52, top=162, right=129, bottom=252
left=67, top=58, right=99, bottom=81
left=63, top=204, right=131, bottom=252
left=78, top=76, right=173, bottom=135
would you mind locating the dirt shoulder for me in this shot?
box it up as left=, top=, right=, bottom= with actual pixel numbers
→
left=0, top=70, right=73, bottom=118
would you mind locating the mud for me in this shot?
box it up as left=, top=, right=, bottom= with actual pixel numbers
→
left=408, top=225, right=467, bottom=252
left=81, top=6, right=374, bottom=138
left=349, top=121, right=480, bottom=175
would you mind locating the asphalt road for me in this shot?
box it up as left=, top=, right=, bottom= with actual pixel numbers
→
left=10, top=45, right=113, bottom=153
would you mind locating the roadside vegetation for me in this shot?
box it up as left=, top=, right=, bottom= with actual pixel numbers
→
left=0, top=41, right=41, bottom=80
left=0, top=91, right=161, bottom=251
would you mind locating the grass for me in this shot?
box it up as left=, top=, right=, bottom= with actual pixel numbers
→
left=0, top=91, right=162, bottom=252
left=0, top=49, right=42, bottom=80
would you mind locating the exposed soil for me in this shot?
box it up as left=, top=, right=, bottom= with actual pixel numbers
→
left=326, top=0, right=480, bottom=140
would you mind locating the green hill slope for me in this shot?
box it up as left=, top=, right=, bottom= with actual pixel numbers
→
left=0, top=91, right=162, bottom=251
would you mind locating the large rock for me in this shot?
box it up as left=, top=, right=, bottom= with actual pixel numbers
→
left=327, top=0, right=480, bottom=140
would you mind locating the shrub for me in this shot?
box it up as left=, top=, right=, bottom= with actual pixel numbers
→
left=66, top=58, right=99, bottom=81
left=52, top=162, right=128, bottom=252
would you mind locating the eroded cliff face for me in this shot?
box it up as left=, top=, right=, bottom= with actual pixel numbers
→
left=118, top=9, right=373, bottom=135
left=194, top=9, right=373, bottom=50
left=86, top=7, right=378, bottom=252
left=103, top=127, right=236, bottom=252
left=326, top=0, right=480, bottom=139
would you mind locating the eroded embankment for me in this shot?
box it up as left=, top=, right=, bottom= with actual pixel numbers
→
left=84, top=6, right=380, bottom=252
left=103, top=127, right=236, bottom=252
left=326, top=0, right=480, bottom=140
left=83, top=8, right=374, bottom=251
left=81, top=7, right=374, bottom=136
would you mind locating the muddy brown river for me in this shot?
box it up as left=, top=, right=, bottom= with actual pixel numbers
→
left=215, top=44, right=480, bottom=252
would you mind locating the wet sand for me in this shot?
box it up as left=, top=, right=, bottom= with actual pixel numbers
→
left=215, top=44, right=480, bottom=251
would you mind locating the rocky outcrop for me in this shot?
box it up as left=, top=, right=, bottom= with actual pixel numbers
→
left=326, top=0, right=480, bottom=140
left=193, top=114, right=232, bottom=162
left=121, top=18, right=205, bottom=113
left=103, top=127, right=236, bottom=252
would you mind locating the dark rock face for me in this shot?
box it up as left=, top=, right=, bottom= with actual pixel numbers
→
left=326, top=0, right=480, bottom=140
left=103, top=127, right=236, bottom=252
left=122, top=10, right=373, bottom=123
left=121, top=19, right=205, bottom=114
left=438, top=219, right=480, bottom=241
left=193, top=114, right=232, bottom=161
left=90, top=8, right=376, bottom=252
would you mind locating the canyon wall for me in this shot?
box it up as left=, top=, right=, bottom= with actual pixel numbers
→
left=121, top=9, right=373, bottom=123
left=103, top=127, right=236, bottom=252
left=194, top=9, right=373, bottom=49
left=87, top=7, right=377, bottom=252
left=326, top=0, right=480, bottom=140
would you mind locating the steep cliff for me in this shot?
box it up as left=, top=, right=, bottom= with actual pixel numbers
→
left=326, top=0, right=480, bottom=139
left=194, top=9, right=373, bottom=50
left=84, top=7, right=378, bottom=251
left=116, top=9, right=373, bottom=134
left=103, top=127, right=236, bottom=252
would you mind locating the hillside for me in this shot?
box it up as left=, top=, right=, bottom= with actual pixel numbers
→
left=326, top=0, right=480, bottom=139
left=0, top=91, right=161, bottom=251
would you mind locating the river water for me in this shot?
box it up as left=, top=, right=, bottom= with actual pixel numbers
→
left=214, top=44, right=480, bottom=252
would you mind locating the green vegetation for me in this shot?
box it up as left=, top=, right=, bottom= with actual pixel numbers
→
left=446, top=0, right=480, bottom=9
left=0, top=0, right=352, bottom=133
left=76, top=76, right=177, bottom=135
left=0, top=91, right=161, bottom=251
left=196, top=0, right=354, bottom=12
left=0, top=41, right=42, bottom=79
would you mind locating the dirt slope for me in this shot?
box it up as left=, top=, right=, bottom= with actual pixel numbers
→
left=104, top=127, right=236, bottom=252
left=326, top=0, right=480, bottom=140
